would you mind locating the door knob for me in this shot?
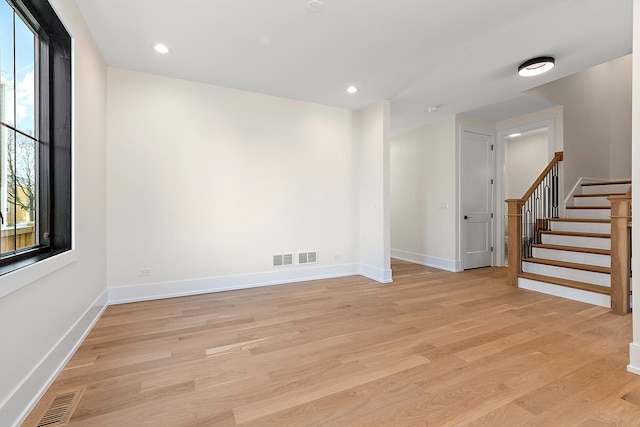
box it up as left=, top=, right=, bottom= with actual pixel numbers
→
left=464, top=215, right=472, bottom=219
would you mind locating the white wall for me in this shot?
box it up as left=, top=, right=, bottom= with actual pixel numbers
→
left=628, top=0, right=640, bottom=376
left=504, top=130, right=549, bottom=199
left=0, top=0, right=107, bottom=424
left=106, top=68, right=362, bottom=301
left=358, top=101, right=391, bottom=282
left=390, top=116, right=459, bottom=271
left=527, top=55, right=632, bottom=194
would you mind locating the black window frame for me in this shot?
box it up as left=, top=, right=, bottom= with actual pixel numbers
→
left=0, top=0, right=71, bottom=275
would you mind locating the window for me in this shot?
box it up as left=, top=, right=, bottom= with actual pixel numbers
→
left=0, top=0, right=71, bottom=275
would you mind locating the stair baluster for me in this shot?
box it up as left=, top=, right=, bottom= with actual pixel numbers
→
left=506, top=151, right=563, bottom=286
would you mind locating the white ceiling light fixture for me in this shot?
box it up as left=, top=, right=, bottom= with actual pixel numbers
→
left=153, top=43, right=169, bottom=54
left=508, top=132, right=522, bottom=138
left=347, top=86, right=358, bottom=94
left=306, top=0, right=324, bottom=13
left=518, top=56, right=555, bottom=77
left=427, top=106, right=438, bottom=113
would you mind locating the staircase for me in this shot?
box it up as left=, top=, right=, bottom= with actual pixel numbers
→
left=517, top=179, right=631, bottom=308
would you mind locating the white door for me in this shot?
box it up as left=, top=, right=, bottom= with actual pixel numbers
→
left=462, top=130, right=494, bottom=269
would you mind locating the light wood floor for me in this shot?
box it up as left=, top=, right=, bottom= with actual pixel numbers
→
left=24, top=260, right=640, bottom=426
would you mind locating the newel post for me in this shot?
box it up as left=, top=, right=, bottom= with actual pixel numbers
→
left=608, top=193, right=631, bottom=315
left=506, top=199, right=525, bottom=286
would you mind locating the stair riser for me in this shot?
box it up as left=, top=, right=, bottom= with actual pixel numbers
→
left=566, top=209, right=610, bottom=219
left=530, top=248, right=610, bottom=268
left=540, top=234, right=610, bottom=250
left=518, top=278, right=611, bottom=308
left=581, top=183, right=631, bottom=195
left=573, top=196, right=611, bottom=207
left=549, top=221, right=610, bottom=233
left=522, top=262, right=610, bottom=286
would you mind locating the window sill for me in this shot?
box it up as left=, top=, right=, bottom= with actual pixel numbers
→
left=0, top=249, right=77, bottom=298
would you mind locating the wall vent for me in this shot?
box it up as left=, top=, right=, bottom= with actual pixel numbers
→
left=298, top=251, right=318, bottom=265
left=283, top=253, right=293, bottom=266
left=273, top=254, right=283, bottom=267
left=273, top=253, right=294, bottom=267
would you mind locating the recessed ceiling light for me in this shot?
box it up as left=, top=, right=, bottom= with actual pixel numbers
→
left=154, top=44, right=169, bottom=54
left=508, top=132, right=523, bottom=138
left=306, top=0, right=324, bottom=13
left=347, top=86, right=358, bottom=94
left=518, top=56, right=554, bottom=77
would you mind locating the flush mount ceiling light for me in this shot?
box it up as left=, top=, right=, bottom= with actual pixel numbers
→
left=518, top=56, right=554, bottom=77
left=306, top=0, right=324, bottom=13
left=153, top=43, right=169, bottom=54
left=347, top=86, right=358, bottom=94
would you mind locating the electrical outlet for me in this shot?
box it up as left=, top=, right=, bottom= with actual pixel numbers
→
left=139, top=268, right=151, bottom=277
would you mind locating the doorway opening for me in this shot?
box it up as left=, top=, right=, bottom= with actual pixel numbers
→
left=497, top=122, right=554, bottom=266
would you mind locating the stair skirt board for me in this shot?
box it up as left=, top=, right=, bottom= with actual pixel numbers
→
left=521, top=261, right=610, bottom=286
left=566, top=209, right=611, bottom=220
left=549, top=221, right=610, bottom=233
left=530, top=248, right=611, bottom=268
left=540, top=234, right=611, bottom=250
left=581, top=183, right=632, bottom=195
left=519, top=277, right=611, bottom=308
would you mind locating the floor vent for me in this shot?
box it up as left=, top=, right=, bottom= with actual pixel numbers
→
left=36, top=388, right=84, bottom=427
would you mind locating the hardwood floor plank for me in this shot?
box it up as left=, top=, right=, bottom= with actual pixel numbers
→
left=22, top=260, right=640, bottom=426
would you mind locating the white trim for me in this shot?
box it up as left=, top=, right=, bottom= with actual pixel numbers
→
left=0, top=250, right=77, bottom=298
left=1, top=289, right=108, bottom=427
left=459, top=126, right=496, bottom=269
left=564, top=177, right=586, bottom=209
left=109, top=264, right=361, bottom=304
left=628, top=343, right=640, bottom=375
left=391, top=249, right=460, bottom=272
left=359, top=263, right=393, bottom=283
left=495, top=119, right=556, bottom=267
left=563, top=177, right=610, bottom=213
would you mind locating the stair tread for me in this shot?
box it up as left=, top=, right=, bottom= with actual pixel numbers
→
left=574, top=193, right=625, bottom=198
left=532, top=244, right=611, bottom=255
left=566, top=206, right=611, bottom=210
left=519, top=272, right=611, bottom=295
left=581, top=179, right=631, bottom=186
left=540, top=230, right=610, bottom=238
left=523, top=257, right=610, bottom=274
left=550, top=218, right=610, bottom=223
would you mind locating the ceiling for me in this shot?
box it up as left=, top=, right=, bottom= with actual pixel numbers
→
left=73, top=0, right=632, bottom=135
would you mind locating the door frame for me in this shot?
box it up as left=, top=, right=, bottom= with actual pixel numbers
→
left=458, top=126, right=496, bottom=269
left=494, top=119, right=556, bottom=267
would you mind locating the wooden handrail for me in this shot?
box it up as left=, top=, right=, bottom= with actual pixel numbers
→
left=522, top=151, right=563, bottom=201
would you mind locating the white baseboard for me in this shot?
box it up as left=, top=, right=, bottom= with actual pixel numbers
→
left=109, top=263, right=360, bottom=304
left=359, top=263, right=393, bottom=283
left=1, top=289, right=108, bottom=427
left=628, top=343, right=640, bottom=375
left=391, top=249, right=461, bottom=272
